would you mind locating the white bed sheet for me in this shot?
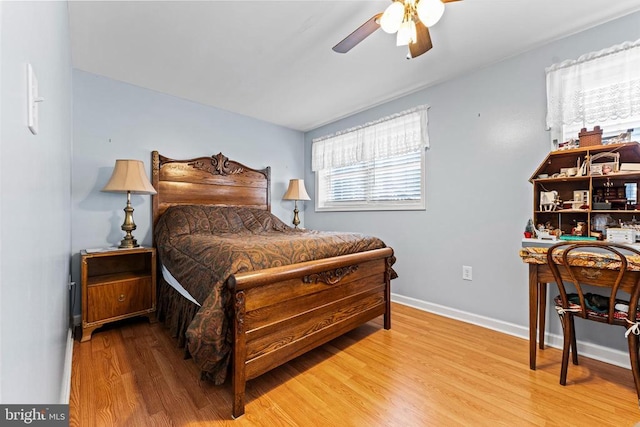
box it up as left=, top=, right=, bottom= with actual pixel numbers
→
left=161, top=264, right=201, bottom=306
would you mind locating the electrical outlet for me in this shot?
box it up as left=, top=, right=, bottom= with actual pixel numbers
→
left=462, top=265, right=473, bottom=281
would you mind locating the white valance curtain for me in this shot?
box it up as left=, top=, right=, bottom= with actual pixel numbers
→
left=312, top=105, right=429, bottom=172
left=545, top=38, right=640, bottom=130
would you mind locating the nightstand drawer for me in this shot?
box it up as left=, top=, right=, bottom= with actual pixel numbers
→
left=87, top=276, right=152, bottom=322
left=81, top=247, right=156, bottom=341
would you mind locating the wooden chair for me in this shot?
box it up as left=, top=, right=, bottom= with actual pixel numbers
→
left=546, top=241, right=640, bottom=405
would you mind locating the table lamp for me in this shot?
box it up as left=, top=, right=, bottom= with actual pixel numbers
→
left=102, top=159, right=157, bottom=248
left=283, top=179, right=311, bottom=229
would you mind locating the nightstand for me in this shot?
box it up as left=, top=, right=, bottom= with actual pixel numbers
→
left=80, top=247, right=156, bottom=342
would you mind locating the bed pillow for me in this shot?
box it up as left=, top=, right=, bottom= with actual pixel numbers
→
left=157, top=205, right=291, bottom=237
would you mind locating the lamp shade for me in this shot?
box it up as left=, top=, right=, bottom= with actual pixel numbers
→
left=380, top=1, right=405, bottom=34
left=396, top=19, right=417, bottom=46
left=417, top=0, right=445, bottom=27
left=102, top=159, right=157, bottom=194
left=283, top=179, right=311, bottom=201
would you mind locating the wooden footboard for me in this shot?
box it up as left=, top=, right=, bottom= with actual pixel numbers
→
left=152, top=151, right=394, bottom=418
left=226, top=247, right=394, bottom=418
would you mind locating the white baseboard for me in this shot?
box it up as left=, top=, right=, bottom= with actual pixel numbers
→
left=60, top=328, right=73, bottom=404
left=390, top=293, right=631, bottom=370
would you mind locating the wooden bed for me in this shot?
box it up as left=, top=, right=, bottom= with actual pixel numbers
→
left=151, top=151, right=394, bottom=418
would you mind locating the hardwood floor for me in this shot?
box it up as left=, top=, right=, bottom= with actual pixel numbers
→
left=70, top=303, right=640, bottom=426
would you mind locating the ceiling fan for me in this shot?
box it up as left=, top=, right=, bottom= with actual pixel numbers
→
left=333, top=0, right=461, bottom=59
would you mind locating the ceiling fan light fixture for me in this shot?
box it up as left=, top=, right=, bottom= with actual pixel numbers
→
left=416, top=0, right=445, bottom=27
left=396, top=19, right=417, bottom=46
left=380, top=1, right=405, bottom=33
left=332, top=0, right=459, bottom=57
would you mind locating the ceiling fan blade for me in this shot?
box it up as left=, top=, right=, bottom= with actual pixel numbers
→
left=409, top=20, right=433, bottom=59
left=332, top=13, right=382, bottom=54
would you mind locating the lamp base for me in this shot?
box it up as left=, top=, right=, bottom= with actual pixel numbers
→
left=119, top=236, right=139, bottom=249
left=292, top=202, right=301, bottom=229
left=119, top=191, right=140, bottom=248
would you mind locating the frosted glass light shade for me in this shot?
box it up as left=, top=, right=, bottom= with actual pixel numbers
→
left=380, top=1, right=405, bottom=33
left=417, top=0, right=445, bottom=27
left=396, top=20, right=416, bottom=46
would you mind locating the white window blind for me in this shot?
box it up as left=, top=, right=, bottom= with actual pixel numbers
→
left=546, top=38, right=640, bottom=143
left=312, top=105, right=429, bottom=211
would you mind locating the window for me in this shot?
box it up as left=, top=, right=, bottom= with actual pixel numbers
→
left=546, top=38, right=640, bottom=145
left=312, top=106, right=428, bottom=211
left=626, top=182, right=638, bottom=205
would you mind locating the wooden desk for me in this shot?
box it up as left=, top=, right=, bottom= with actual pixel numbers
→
left=527, top=262, right=555, bottom=370
left=523, top=244, right=640, bottom=370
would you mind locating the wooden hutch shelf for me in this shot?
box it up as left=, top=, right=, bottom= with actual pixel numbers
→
left=530, top=142, right=640, bottom=238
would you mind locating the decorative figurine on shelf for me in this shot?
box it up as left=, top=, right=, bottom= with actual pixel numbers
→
left=558, top=138, right=579, bottom=150
left=603, top=130, right=632, bottom=145
left=524, top=219, right=535, bottom=238
left=534, top=222, right=560, bottom=241
left=577, top=156, right=587, bottom=177
left=571, top=221, right=587, bottom=236
left=540, top=190, right=560, bottom=211
left=546, top=222, right=563, bottom=238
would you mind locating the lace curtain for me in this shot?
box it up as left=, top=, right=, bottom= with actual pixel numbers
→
left=546, top=38, right=640, bottom=131
left=312, top=105, right=429, bottom=172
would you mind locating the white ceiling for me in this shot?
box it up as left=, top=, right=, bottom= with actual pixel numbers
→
left=68, top=1, right=640, bottom=132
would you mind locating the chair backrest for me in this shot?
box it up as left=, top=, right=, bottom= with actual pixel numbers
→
left=546, top=241, right=640, bottom=324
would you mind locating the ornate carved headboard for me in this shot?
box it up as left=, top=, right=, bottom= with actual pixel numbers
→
left=151, top=151, right=271, bottom=227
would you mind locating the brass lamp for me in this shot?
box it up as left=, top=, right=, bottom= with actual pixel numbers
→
left=102, top=159, right=157, bottom=248
left=283, top=179, right=311, bottom=229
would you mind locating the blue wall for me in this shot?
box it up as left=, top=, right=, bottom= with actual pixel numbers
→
left=3, top=4, right=639, bottom=403
left=1, top=1, right=72, bottom=403
left=305, top=11, right=640, bottom=363
left=71, top=70, right=305, bottom=317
